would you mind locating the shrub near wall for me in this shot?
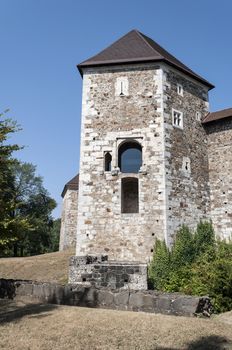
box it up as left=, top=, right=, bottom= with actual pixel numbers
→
left=148, top=222, right=232, bottom=313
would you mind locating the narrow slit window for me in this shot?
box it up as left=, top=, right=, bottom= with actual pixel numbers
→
left=121, top=177, right=139, bottom=214
left=115, top=77, right=129, bottom=96
left=182, top=157, right=191, bottom=174
left=196, top=111, right=201, bottom=121
left=119, top=81, right=124, bottom=96
left=177, top=84, right=183, bottom=96
left=104, top=152, right=112, bottom=172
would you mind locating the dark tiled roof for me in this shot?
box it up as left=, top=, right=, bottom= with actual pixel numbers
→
left=202, top=108, right=232, bottom=124
left=78, top=30, right=214, bottom=89
left=61, top=174, right=79, bottom=198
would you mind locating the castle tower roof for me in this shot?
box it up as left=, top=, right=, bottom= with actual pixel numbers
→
left=202, top=107, right=232, bottom=124
left=61, top=174, right=79, bottom=198
left=78, top=29, right=214, bottom=89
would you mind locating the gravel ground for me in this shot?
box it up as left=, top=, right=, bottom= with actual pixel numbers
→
left=0, top=300, right=231, bottom=350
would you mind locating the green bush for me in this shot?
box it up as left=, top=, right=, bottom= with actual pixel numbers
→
left=194, top=221, right=215, bottom=257
left=148, top=222, right=232, bottom=313
left=148, top=239, right=170, bottom=290
left=171, top=225, right=195, bottom=269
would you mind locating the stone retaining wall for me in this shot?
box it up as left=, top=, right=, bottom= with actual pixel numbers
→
left=69, top=255, right=147, bottom=290
left=0, top=278, right=212, bottom=317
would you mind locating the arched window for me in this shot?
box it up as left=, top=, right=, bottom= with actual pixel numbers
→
left=121, top=177, right=139, bottom=213
left=104, top=152, right=112, bottom=172
left=118, top=141, right=142, bottom=173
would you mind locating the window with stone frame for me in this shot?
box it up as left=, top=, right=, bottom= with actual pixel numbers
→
left=172, top=109, right=183, bottom=129
left=118, top=141, right=142, bottom=173
left=121, top=177, right=139, bottom=213
left=177, top=83, right=183, bottom=96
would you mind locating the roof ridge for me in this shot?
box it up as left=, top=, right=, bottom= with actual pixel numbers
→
left=138, top=31, right=192, bottom=70
left=135, top=30, right=163, bottom=59
left=79, top=30, right=136, bottom=66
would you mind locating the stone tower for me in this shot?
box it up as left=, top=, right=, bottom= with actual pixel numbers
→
left=203, top=108, right=232, bottom=240
left=69, top=30, right=214, bottom=288
left=59, top=174, right=79, bottom=251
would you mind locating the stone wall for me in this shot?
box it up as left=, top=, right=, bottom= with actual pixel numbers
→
left=0, top=278, right=212, bottom=317
left=205, top=117, right=232, bottom=239
left=77, top=64, right=166, bottom=262
left=59, top=188, right=78, bottom=250
left=69, top=255, right=147, bottom=290
left=162, top=64, right=210, bottom=243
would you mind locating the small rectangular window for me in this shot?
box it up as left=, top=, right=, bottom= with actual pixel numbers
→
left=172, top=109, right=183, bottom=129
left=196, top=111, right=201, bottom=121
left=177, top=84, right=183, bottom=96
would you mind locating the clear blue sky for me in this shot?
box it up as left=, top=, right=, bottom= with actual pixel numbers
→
left=1, top=0, right=232, bottom=218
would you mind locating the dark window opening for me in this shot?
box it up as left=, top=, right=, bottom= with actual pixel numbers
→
left=104, top=152, right=112, bottom=171
left=118, top=141, right=142, bottom=173
left=121, top=177, right=139, bottom=213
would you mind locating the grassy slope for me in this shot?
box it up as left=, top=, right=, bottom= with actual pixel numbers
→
left=0, top=249, right=74, bottom=284
left=0, top=302, right=232, bottom=350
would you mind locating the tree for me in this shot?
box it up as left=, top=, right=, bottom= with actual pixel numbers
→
left=8, top=162, right=57, bottom=256
left=0, top=110, right=22, bottom=247
left=0, top=110, right=59, bottom=257
left=49, top=218, right=61, bottom=251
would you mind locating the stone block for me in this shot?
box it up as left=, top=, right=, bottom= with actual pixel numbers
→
left=128, top=293, right=144, bottom=310
left=156, top=295, right=172, bottom=314
left=114, top=291, right=129, bottom=307
left=171, top=296, right=200, bottom=316
left=32, top=283, right=45, bottom=300
left=141, top=294, right=155, bottom=311
left=97, top=290, right=114, bottom=306
left=16, top=282, right=33, bottom=297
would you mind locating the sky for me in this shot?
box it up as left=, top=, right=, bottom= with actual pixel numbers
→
left=1, top=0, right=232, bottom=218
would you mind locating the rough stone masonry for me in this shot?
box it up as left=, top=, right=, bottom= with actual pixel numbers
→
left=59, top=30, right=232, bottom=288
left=0, top=278, right=213, bottom=318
